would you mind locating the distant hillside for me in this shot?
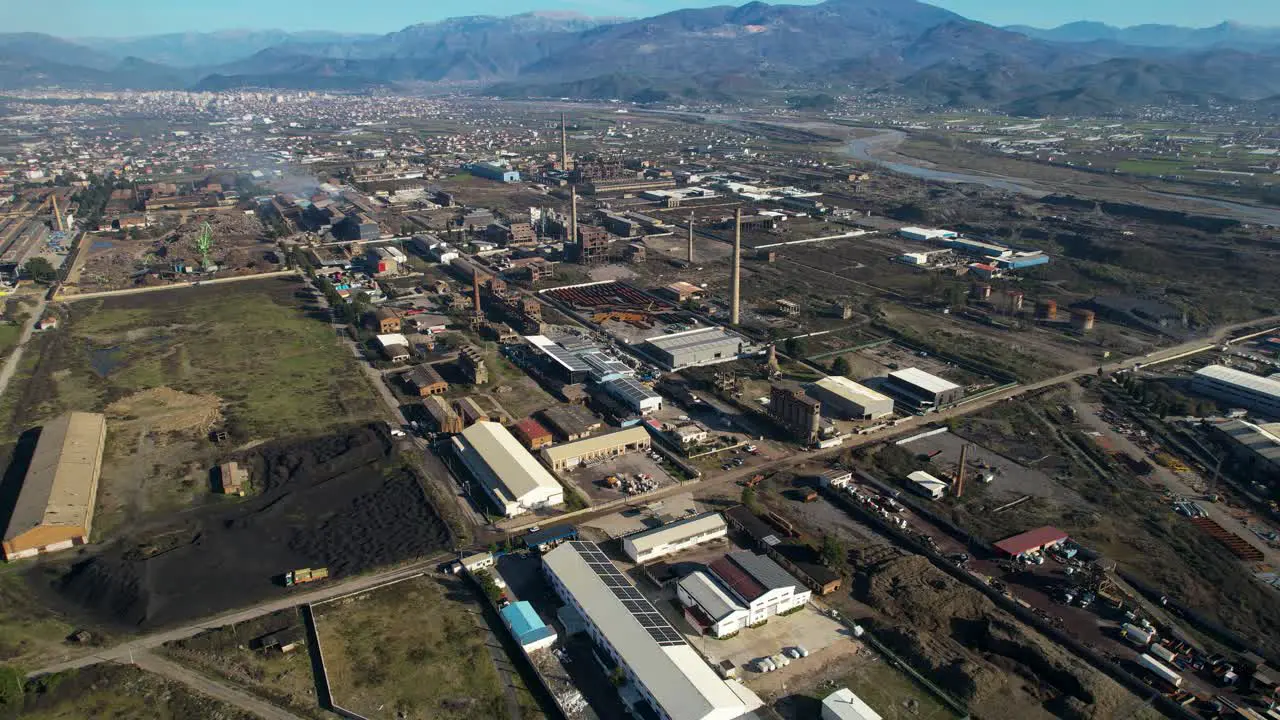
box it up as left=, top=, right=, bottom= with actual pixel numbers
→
left=2, top=3, right=1279, bottom=115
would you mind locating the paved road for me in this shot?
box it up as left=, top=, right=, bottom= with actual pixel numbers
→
left=0, top=295, right=47, bottom=401
left=58, top=270, right=299, bottom=302
left=133, top=650, right=308, bottom=720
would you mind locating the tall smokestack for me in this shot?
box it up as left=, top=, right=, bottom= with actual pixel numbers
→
left=472, top=267, right=482, bottom=316
left=687, top=213, right=695, bottom=263
left=731, top=208, right=742, bottom=325
left=570, top=187, right=579, bottom=256
left=560, top=113, right=570, bottom=172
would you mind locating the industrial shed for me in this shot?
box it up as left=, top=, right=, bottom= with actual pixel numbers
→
left=2, top=412, right=107, bottom=561
left=883, top=368, right=963, bottom=410
left=603, top=377, right=663, bottom=414
left=807, top=377, right=894, bottom=420
left=452, top=421, right=564, bottom=517
left=541, top=426, right=651, bottom=472
left=622, top=511, right=727, bottom=563
left=642, top=327, right=746, bottom=371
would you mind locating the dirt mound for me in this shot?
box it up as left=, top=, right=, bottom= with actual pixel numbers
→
left=55, top=425, right=448, bottom=630
left=105, top=387, right=223, bottom=442
left=851, top=548, right=1144, bottom=719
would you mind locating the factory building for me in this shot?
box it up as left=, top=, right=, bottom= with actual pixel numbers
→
left=907, top=470, right=948, bottom=500
left=883, top=368, right=963, bottom=411
left=538, top=405, right=602, bottom=441
left=541, top=426, right=651, bottom=472
left=376, top=333, right=411, bottom=363
left=500, top=601, right=558, bottom=652
left=622, top=512, right=727, bottom=564
left=899, top=227, right=957, bottom=242
left=467, top=161, right=521, bottom=183
left=643, top=327, right=746, bottom=371
left=452, top=421, right=564, bottom=517
left=1191, top=365, right=1280, bottom=419
left=543, top=541, right=764, bottom=720
left=675, top=571, right=749, bottom=638
left=2, top=413, right=107, bottom=561
left=704, top=552, right=811, bottom=626
left=424, top=395, right=463, bottom=435
left=769, top=383, right=822, bottom=445
left=512, top=418, right=554, bottom=451
left=807, top=377, right=895, bottom=420
left=1210, top=419, right=1280, bottom=482
left=526, top=335, right=591, bottom=384
left=994, top=526, right=1069, bottom=559
left=603, top=377, right=664, bottom=415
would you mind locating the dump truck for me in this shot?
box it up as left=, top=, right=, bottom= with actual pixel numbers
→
left=284, top=567, right=330, bottom=587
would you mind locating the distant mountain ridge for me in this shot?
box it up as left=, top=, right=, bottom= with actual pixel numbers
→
left=2, top=3, right=1279, bottom=115
left=1006, top=20, right=1280, bottom=50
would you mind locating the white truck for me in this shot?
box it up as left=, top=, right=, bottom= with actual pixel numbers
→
left=1121, top=623, right=1156, bottom=646
left=1136, top=653, right=1183, bottom=689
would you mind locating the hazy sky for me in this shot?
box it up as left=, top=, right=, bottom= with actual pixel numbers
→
left=11, top=0, right=1278, bottom=37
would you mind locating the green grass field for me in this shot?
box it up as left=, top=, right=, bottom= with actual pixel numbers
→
left=6, top=277, right=383, bottom=442
left=313, top=575, right=506, bottom=720
left=1114, top=158, right=1192, bottom=176
left=811, top=657, right=961, bottom=720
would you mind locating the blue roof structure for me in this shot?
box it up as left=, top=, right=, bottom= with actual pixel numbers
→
left=523, top=524, right=578, bottom=549
left=501, top=601, right=556, bottom=647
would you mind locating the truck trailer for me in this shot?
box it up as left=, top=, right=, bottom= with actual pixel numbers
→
left=284, top=567, right=330, bottom=586
left=1121, top=623, right=1156, bottom=646
left=1136, top=653, right=1183, bottom=689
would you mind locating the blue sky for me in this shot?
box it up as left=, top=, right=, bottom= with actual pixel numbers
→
left=13, top=0, right=1278, bottom=37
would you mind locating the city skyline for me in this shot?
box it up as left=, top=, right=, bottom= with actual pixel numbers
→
left=8, top=0, right=1278, bottom=39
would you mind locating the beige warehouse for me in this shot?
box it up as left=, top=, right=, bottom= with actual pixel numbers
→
left=541, top=426, right=651, bottom=471
left=2, top=412, right=107, bottom=561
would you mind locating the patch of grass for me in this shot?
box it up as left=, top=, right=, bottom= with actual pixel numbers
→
left=0, top=571, right=85, bottom=670
left=18, top=662, right=256, bottom=720
left=813, top=656, right=961, bottom=720
left=0, top=322, right=21, bottom=361
left=314, top=575, right=505, bottom=720
left=161, top=609, right=325, bottom=719
left=15, top=277, right=383, bottom=442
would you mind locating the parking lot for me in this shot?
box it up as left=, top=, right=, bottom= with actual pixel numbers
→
left=564, top=450, right=683, bottom=504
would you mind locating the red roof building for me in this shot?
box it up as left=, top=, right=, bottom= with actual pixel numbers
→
left=511, top=418, right=554, bottom=451
left=994, top=526, right=1069, bottom=557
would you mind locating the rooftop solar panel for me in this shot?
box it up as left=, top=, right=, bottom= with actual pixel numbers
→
left=565, top=541, right=690, bottom=650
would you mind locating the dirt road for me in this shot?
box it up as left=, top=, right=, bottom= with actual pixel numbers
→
left=0, top=295, right=46, bottom=401
left=132, top=650, right=308, bottom=720
left=58, top=270, right=299, bottom=302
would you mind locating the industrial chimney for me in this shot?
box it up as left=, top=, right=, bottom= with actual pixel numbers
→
left=731, top=209, right=742, bottom=325
left=687, top=213, right=695, bottom=263
left=560, top=113, right=571, bottom=172
left=570, top=187, right=579, bottom=258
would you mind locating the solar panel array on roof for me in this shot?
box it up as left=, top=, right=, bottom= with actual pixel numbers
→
left=605, top=377, right=661, bottom=405
left=568, top=541, right=685, bottom=645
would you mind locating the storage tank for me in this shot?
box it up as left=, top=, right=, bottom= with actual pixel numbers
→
left=1071, top=309, right=1096, bottom=332
left=1136, top=653, right=1183, bottom=688
left=1035, top=299, right=1058, bottom=320
left=1007, top=291, right=1025, bottom=312
left=1121, top=623, right=1155, bottom=646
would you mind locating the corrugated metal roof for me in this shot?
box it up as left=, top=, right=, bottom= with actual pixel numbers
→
left=995, top=526, right=1069, bottom=556
left=645, top=327, right=743, bottom=354
left=541, top=426, right=650, bottom=464
left=726, top=551, right=799, bottom=593
left=678, top=570, right=746, bottom=622
left=4, top=412, right=106, bottom=542
left=1196, top=365, right=1280, bottom=402
left=603, top=377, right=662, bottom=407
left=455, top=422, right=561, bottom=503
left=624, top=512, right=726, bottom=555
left=888, top=367, right=960, bottom=395
left=543, top=542, right=759, bottom=720
left=812, top=376, right=893, bottom=406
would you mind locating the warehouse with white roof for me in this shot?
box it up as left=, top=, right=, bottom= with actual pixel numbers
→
left=643, top=327, right=747, bottom=371
left=883, top=367, right=963, bottom=410
left=452, top=421, right=564, bottom=517
left=807, top=376, right=895, bottom=420
left=622, top=511, right=727, bottom=563
left=1192, top=365, right=1280, bottom=419
left=543, top=541, right=764, bottom=720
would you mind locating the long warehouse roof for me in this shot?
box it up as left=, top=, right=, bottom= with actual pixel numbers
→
left=624, top=511, right=725, bottom=555
left=645, top=326, right=742, bottom=353
left=544, top=541, right=761, bottom=720
left=1195, top=365, right=1280, bottom=400
left=455, top=421, right=561, bottom=501
left=4, top=412, right=106, bottom=542
left=542, top=425, right=650, bottom=465
left=812, top=376, right=893, bottom=405
left=888, top=367, right=960, bottom=395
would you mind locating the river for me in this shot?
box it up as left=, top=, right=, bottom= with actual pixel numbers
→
left=842, top=131, right=1280, bottom=226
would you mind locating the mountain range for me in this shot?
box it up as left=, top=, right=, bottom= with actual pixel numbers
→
left=2, top=2, right=1279, bottom=116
